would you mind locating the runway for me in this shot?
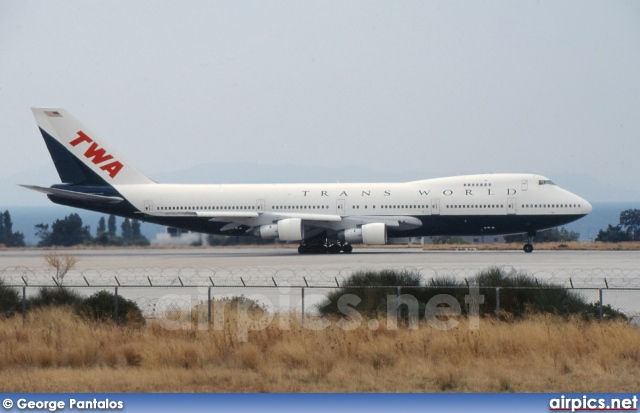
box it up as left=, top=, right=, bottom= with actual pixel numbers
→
left=2, top=247, right=639, bottom=319
left=2, top=246, right=639, bottom=274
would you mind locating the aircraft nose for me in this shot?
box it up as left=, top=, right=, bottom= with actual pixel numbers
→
left=583, top=199, right=593, bottom=214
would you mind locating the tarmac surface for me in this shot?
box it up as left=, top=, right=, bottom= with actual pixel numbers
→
left=2, top=247, right=639, bottom=316
left=2, top=246, right=639, bottom=273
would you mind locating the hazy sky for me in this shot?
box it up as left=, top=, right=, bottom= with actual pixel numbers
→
left=2, top=1, right=639, bottom=204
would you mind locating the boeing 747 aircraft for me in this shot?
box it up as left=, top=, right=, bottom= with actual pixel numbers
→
left=22, top=108, right=592, bottom=254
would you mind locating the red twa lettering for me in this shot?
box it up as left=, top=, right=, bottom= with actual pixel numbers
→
left=69, top=131, right=93, bottom=146
left=100, top=161, right=124, bottom=178
left=68, top=131, right=123, bottom=179
left=84, top=142, right=113, bottom=164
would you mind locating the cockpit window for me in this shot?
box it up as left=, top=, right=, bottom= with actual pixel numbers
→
left=538, top=180, right=556, bottom=185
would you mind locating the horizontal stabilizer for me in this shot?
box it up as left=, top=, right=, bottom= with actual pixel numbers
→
left=19, top=184, right=124, bottom=203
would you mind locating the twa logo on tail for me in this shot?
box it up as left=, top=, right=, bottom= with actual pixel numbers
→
left=69, top=131, right=124, bottom=178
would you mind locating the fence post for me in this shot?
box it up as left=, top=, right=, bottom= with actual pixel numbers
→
left=114, top=286, right=119, bottom=326
left=495, top=287, right=500, bottom=318
left=599, top=289, right=603, bottom=321
left=207, top=287, right=212, bottom=323
left=22, top=286, right=26, bottom=326
left=301, top=287, right=305, bottom=327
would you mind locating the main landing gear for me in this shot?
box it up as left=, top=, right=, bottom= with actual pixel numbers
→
left=298, top=241, right=352, bottom=254
left=523, top=231, right=535, bottom=253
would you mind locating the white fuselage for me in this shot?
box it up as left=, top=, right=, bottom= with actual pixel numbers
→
left=120, top=173, right=591, bottom=218
left=115, top=173, right=591, bottom=239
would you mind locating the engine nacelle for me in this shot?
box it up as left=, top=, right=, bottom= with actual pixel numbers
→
left=254, top=224, right=279, bottom=240
left=341, top=228, right=363, bottom=244
left=277, top=218, right=304, bottom=241
left=254, top=219, right=304, bottom=241
left=362, top=223, right=387, bottom=244
left=339, top=223, right=387, bottom=245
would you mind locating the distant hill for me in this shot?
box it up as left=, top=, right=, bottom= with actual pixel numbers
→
left=551, top=172, right=634, bottom=204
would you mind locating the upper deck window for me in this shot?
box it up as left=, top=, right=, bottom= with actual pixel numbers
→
left=538, top=180, right=556, bottom=186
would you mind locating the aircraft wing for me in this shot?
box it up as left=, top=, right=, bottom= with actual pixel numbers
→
left=147, top=211, right=260, bottom=219
left=339, top=215, right=422, bottom=229
left=145, top=210, right=340, bottom=223
left=19, top=184, right=124, bottom=203
left=257, top=212, right=342, bottom=222
left=144, top=210, right=419, bottom=232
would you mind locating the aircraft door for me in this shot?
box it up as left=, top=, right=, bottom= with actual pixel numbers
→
left=521, top=180, right=528, bottom=191
left=256, top=199, right=265, bottom=211
left=507, top=198, right=516, bottom=215
left=144, top=200, right=154, bottom=212
left=337, top=199, right=346, bottom=216
left=431, top=198, right=440, bottom=215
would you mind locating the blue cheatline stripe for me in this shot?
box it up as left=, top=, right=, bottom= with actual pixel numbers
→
left=0, top=393, right=637, bottom=413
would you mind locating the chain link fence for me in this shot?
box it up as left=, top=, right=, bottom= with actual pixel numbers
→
left=2, top=266, right=639, bottom=326
left=3, top=265, right=640, bottom=288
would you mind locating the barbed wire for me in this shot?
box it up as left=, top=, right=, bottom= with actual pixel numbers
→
left=2, top=266, right=640, bottom=288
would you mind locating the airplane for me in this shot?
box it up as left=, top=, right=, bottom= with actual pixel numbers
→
left=22, top=108, right=592, bottom=254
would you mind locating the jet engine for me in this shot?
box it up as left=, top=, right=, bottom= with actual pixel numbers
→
left=253, top=218, right=304, bottom=241
left=338, top=223, right=387, bottom=245
left=277, top=218, right=304, bottom=241
left=254, top=224, right=279, bottom=239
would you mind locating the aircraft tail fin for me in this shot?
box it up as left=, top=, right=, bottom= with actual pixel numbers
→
left=31, top=108, right=155, bottom=186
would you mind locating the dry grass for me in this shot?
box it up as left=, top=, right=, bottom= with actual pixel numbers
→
left=1, top=307, right=639, bottom=392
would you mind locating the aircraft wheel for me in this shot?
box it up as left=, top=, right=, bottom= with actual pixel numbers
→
left=298, top=245, right=308, bottom=254
left=329, top=244, right=341, bottom=254
left=342, top=244, right=353, bottom=254
left=523, top=243, right=534, bottom=253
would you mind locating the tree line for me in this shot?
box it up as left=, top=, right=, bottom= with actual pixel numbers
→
left=595, top=208, right=640, bottom=242
left=0, top=210, right=25, bottom=247
left=34, top=214, right=149, bottom=247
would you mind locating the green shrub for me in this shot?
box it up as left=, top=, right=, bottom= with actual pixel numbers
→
left=319, top=269, right=423, bottom=317
left=76, top=290, right=144, bottom=325
left=471, top=267, right=591, bottom=317
left=318, top=267, right=628, bottom=320
left=27, top=287, right=84, bottom=309
left=0, top=279, right=21, bottom=314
